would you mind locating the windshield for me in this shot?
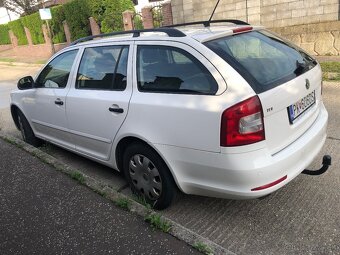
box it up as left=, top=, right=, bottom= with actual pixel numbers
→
left=204, top=30, right=317, bottom=93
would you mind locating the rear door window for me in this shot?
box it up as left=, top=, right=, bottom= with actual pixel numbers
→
left=137, top=45, right=218, bottom=94
left=76, top=46, right=128, bottom=90
left=205, top=30, right=317, bottom=93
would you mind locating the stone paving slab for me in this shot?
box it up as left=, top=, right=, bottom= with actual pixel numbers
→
left=162, top=139, right=340, bottom=255
left=323, top=82, right=340, bottom=140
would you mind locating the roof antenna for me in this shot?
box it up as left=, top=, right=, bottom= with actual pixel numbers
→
left=206, top=0, right=221, bottom=27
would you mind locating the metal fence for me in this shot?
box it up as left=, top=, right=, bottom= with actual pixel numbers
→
left=150, top=2, right=163, bottom=28
left=132, top=1, right=165, bottom=29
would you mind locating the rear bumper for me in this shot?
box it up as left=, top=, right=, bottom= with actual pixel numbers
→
left=154, top=103, right=328, bottom=199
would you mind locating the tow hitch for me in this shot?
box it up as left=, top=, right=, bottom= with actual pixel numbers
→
left=302, top=155, right=332, bottom=176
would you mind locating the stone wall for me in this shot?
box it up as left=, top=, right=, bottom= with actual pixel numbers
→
left=172, top=0, right=261, bottom=25
left=0, top=45, right=12, bottom=53
left=261, top=0, right=339, bottom=28
left=271, top=21, right=340, bottom=56
left=171, top=0, right=340, bottom=55
left=12, top=43, right=68, bottom=58
left=0, top=17, right=99, bottom=59
left=171, top=0, right=340, bottom=27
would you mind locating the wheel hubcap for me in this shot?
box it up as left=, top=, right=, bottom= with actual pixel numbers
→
left=129, top=154, right=162, bottom=200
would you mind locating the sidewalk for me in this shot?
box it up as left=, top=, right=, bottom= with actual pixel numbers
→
left=0, top=48, right=47, bottom=65
left=0, top=138, right=200, bottom=255
left=316, top=55, right=340, bottom=63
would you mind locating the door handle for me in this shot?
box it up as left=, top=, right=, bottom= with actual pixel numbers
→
left=109, top=107, right=124, bottom=113
left=55, top=99, right=64, bottom=105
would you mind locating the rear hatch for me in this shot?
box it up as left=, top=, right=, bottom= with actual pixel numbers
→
left=205, top=29, right=321, bottom=153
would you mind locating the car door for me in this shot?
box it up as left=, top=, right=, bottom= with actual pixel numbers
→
left=29, top=49, right=79, bottom=149
left=66, top=43, right=132, bottom=160
left=122, top=41, right=226, bottom=152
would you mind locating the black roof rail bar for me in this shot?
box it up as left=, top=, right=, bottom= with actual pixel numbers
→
left=163, top=19, right=250, bottom=28
left=70, top=28, right=186, bottom=45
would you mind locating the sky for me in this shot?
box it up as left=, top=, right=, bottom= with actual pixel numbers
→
left=0, top=7, right=19, bottom=24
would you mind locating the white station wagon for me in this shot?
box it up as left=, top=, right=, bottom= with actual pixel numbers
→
left=11, top=20, right=329, bottom=209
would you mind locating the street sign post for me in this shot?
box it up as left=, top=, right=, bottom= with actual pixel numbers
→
left=39, top=8, right=55, bottom=54
left=39, top=8, right=52, bottom=20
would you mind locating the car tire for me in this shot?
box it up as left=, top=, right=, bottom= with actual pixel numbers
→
left=17, top=110, right=42, bottom=147
left=123, top=143, right=177, bottom=210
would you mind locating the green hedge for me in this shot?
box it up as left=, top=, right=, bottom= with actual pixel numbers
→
left=8, top=19, right=28, bottom=45
left=63, top=0, right=91, bottom=41
left=0, top=24, right=11, bottom=44
left=3, top=0, right=134, bottom=45
left=50, top=5, right=66, bottom=44
left=88, top=0, right=134, bottom=33
left=21, top=12, right=44, bottom=45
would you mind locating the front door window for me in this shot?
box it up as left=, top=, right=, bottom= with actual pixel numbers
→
left=36, top=50, right=78, bottom=88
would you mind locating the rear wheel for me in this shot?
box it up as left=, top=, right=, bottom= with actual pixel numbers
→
left=123, top=143, right=176, bottom=210
left=17, top=111, right=42, bottom=147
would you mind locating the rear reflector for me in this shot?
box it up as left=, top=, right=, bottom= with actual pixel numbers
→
left=220, top=95, right=265, bottom=147
left=233, top=26, right=253, bottom=34
left=251, top=175, right=287, bottom=191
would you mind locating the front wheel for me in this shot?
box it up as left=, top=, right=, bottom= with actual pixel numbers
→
left=123, top=143, right=177, bottom=210
left=17, top=111, right=42, bottom=147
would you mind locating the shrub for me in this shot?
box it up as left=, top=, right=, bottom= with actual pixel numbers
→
left=50, top=5, right=66, bottom=44
left=88, top=0, right=134, bottom=33
left=21, top=12, right=44, bottom=45
left=63, top=0, right=91, bottom=41
left=0, top=24, right=11, bottom=45
left=5, top=0, right=134, bottom=44
left=133, top=15, right=143, bottom=30
left=152, top=8, right=163, bottom=28
left=8, top=19, right=28, bottom=45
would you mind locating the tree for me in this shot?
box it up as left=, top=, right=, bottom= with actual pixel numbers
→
left=2, top=0, right=44, bottom=16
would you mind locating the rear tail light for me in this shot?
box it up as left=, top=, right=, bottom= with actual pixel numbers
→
left=221, top=96, right=265, bottom=147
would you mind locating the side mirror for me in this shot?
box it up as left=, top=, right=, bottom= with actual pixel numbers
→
left=17, top=76, right=34, bottom=90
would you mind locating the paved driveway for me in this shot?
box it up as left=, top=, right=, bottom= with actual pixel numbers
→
left=1, top=64, right=339, bottom=254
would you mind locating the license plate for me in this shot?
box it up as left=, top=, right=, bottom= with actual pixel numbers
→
left=287, top=90, right=315, bottom=124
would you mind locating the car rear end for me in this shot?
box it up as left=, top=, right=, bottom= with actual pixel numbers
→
left=176, top=26, right=328, bottom=198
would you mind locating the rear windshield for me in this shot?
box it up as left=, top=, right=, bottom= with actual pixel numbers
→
left=204, top=30, right=317, bottom=94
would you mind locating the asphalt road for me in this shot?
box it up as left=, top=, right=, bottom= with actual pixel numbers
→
left=1, top=64, right=339, bottom=254
left=0, top=139, right=200, bottom=255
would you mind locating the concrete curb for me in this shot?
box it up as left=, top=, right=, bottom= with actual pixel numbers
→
left=0, top=132, right=234, bottom=255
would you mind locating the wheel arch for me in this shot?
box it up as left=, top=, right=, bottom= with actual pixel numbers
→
left=115, top=135, right=182, bottom=192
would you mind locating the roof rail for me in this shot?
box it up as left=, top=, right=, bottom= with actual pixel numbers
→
left=164, top=19, right=250, bottom=28
left=70, top=28, right=186, bottom=45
